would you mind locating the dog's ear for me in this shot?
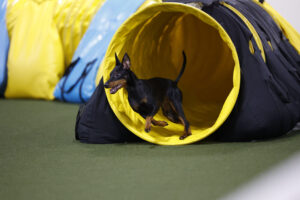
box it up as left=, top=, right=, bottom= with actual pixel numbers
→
left=115, top=53, right=121, bottom=65
left=122, top=53, right=131, bottom=70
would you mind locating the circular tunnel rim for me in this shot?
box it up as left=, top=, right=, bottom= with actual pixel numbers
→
left=101, top=3, right=241, bottom=145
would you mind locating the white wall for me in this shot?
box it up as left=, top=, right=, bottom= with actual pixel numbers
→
left=267, top=0, right=300, bottom=32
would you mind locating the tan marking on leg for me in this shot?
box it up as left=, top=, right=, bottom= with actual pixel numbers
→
left=151, top=119, right=168, bottom=127
left=145, top=116, right=153, bottom=133
left=179, top=116, right=192, bottom=140
left=178, top=116, right=183, bottom=125
left=170, top=101, right=177, bottom=113
left=162, top=99, right=180, bottom=123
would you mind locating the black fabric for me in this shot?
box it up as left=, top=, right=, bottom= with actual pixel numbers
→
left=226, top=0, right=300, bottom=69
left=75, top=78, right=141, bottom=144
left=203, top=3, right=300, bottom=141
left=0, top=69, right=7, bottom=98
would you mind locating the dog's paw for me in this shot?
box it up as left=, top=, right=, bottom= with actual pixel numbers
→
left=179, top=133, right=191, bottom=140
left=160, top=121, right=168, bottom=127
left=145, top=127, right=151, bottom=133
left=179, top=135, right=187, bottom=140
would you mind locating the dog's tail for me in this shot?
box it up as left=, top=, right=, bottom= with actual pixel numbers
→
left=174, top=51, right=187, bottom=84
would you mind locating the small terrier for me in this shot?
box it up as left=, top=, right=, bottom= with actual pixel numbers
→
left=104, top=52, right=191, bottom=140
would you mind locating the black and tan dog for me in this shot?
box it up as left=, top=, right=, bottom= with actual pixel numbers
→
left=104, top=52, right=191, bottom=140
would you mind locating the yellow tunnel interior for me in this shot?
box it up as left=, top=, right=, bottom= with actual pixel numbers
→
left=101, top=3, right=240, bottom=145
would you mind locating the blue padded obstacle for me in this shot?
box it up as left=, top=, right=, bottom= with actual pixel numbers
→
left=0, top=0, right=9, bottom=97
left=54, top=0, right=146, bottom=103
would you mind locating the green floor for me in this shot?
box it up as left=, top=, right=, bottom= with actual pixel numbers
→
left=0, top=99, right=300, bottom=200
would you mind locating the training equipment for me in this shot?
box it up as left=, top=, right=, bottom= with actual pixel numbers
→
left=1, top=0, right=299, bottom=145
left=76, top=0, right=300, bottom=145
left=204, top=0, right=300, bottom=141
left=5, top=0, right=64, bottom=99
left=53, top=0, right=158, bottom=103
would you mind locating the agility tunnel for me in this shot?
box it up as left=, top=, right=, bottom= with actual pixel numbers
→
left=1, top=0, right=299, bottom=145
left=75, top=0, right=300, bottom=145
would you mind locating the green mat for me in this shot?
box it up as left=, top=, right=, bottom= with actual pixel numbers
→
left=0, top=99, right=299, bottom=200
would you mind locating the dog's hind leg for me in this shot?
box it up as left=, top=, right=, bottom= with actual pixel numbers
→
left=161, top=99, right=181, bottom=123
left=168, top=90, right=191, bottom=140
left=178, top=114, right=192, bottom=140
left=174, top=103, right=191, bottom=140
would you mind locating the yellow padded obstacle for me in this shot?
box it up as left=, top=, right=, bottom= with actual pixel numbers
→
left=101, top=3, right=241, bottom=145
left=4, top=0, right=158, bottom=100
left=5, top=0, right=64, bottom=99
left=54, top=0, right=159, bottom=66
left=54, top=0, right=106, bottom=66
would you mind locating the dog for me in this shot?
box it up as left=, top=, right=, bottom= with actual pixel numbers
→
left=104, top=52, right=191, bottom=140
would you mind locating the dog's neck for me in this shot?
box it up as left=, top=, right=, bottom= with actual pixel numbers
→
left=126, top=70, right=139, bottom=87
left=125, top=70, right=147, bottom=103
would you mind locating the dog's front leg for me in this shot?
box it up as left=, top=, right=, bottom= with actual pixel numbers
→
left=151, top=119, right=168, bottom=127
left=144, top=104, right=160, bottom=133
left=145, top=116, right=153, bottom=133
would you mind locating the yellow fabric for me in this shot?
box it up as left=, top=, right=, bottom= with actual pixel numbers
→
left=96, top=0, right=162, bottom=82
left=5, top=0, right=160, bottom=100
left=55, top=0, right=105, bottom=66
left=5, top=0, right=64, bottom=99
left=7, top=0, right=105, bottom=67
left=101, top=3, right=240, bottom=145
left=253, top=0, right=300, bottom=54
left=54, top=0, right=155, bottom=66
left=6, top=0, right=25, bottom=38
left=222, top=2, right=266, bottom=62
left=138, top=0, right=161, bottom=11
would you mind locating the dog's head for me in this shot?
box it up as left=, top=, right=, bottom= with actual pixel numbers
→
left=104, top=53, right=131, bottom=94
